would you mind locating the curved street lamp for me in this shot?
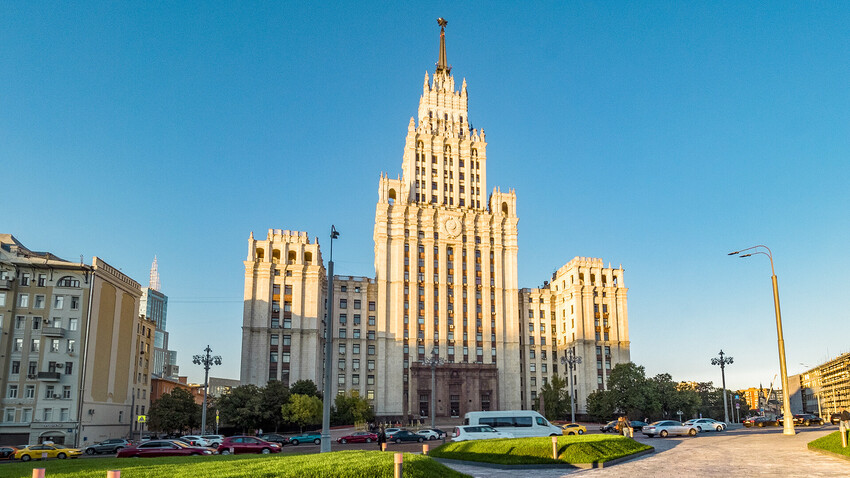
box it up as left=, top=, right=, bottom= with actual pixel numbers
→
left=560, top=349, right=582, bottom=424
left=321, top=225, right=340, bottom=453
left=421, top=348, right=446, bottom=429
left=729, top=245, right=795, bottom=435
left=192, top=345, right=222, bottom=435
left=711, top=350, right=733, bottom=424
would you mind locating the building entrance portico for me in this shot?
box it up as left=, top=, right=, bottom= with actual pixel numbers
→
left=410, top=362, right=498, bottom=419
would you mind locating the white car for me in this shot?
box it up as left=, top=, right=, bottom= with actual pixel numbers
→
left=684, top=418, right=726, bottom=432
left=416, top=429, right=442, bottom=440
left=451, top=425, right=514, bottom=442
left=201, top=435, right=225, bottom=447
left=179, top=435, right=212, bottom=447
left=383, top=428, right=403, bottom=438
left=642, top=420, right=698, bottom=438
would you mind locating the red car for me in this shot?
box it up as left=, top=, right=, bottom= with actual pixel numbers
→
left=218, top=436, right=281, bottom=455
left=117, top=440, right=216, bottom=458
left=337, top=431, right=378, bottom=444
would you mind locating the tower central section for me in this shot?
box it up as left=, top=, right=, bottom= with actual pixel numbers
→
left=373, top=21, right=521, bottom=417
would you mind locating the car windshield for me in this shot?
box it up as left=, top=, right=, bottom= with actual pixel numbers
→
left=481, top=426, right=496, bottom=432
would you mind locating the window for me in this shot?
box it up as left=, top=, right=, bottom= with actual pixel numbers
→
left=41, top=408, right=53, bottom=421
left=28, top=361, right=36, bottom=375
left=21, top=273, right=30, bottom=286
left=31, top=339, right=40, bottom=352
left=25, top=385, right=35, bottom=399
left=57, top=276, right=80, bottom=287
left=353, top=300, right=361, bottom=309
left=45, top=385, right=55, bottom=399
left=353, top=329, right=361, bottom=339
left=369, top=301, right=376, bottom=311
left=8, top=385, right=18, bottom=398
left=69, top=318, right=78, bottom=331
left=282, top=352, right=290, bottom=363
left=51, top=339, right=60, bottom=352
left=339, top=299, right=347, bottom=309
left=269, top=352, right=278, bottom=363
left=5, top=409, right=14, bottom=422
left=368, top=345, right=375, bottom=355
left=338, top=359, right=346, bottom=370
left=32, top=316, right=41, bottom=330
left=367, top=360, right=375, bottom=371
left=15, top=316, right=25, bottom=329
left=369, top=316, right=376, bottom=326
left=353, top=314, right=361, bottom=325
left=65, top=362, right=73, bottom=375
left=367, top=330, right=375, bottom=340
left=34, top=295, right=45, bottom=309
left=367, top=375, right=375, bottom=385
left=353, top=344, right=360, bottom=354
left=283, top=335, right=291, bottom=346
left=11, top=361, right=20, bottom=374
left=60, top=408, right=70, bottom=421
left=18, top=294, right=29, bottom=307
left=270, top=335, right=279, bottom=346
left=338, top=374, right=345, bottom=386
left=338, top=344, right=346, bottom=355
left=367, top=390, right=375, bottom=400
left=22, top=408, right=32, bottom=423
left=63, top=386, right=71, bottom=399
left=352, top=374, right=360, bottom=385
left=339, top=314, right=347, bottom=325
left=54, top=296, right=64, bottom=309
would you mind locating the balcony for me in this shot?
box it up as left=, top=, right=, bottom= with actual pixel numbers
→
left=42, top=327, right=66, bottom=338
left=0, top=278, right=12, bottom=290
left=37, top=372, right=61, bottom=381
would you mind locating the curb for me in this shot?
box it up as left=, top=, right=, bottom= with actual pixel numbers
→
left=433, top=447, right=655, bottom=470
left=807, top=446, right=850, bottom=463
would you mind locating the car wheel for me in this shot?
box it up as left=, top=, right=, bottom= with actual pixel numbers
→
left=578, top=430, right=584, bottom=435
left=395, top=438, right=401, bottom=444
left=417, top=437, right=424, bottom=443
left=261, top=448, right=270, bottom=454
left=568, top=431, right=575, bottom=435
left=365, top=438, right=372, bottom=443
left=221, top=450, right=231, bottom=455
left=688, top=429, right=697, bottom=437
left=85, top=448, right=95, bottom=455
left=21, top=455, right=31, bottom=462
left=429, top=436, right=436, bottom=440
left=716, top=426, right=723, bottom=432
left=660, top=430, right=669, bottom=438
left=290, top=440, right=299, bottom=446
left=697, top=426, right=702, bottom=431
left=313, top=439, right=321, bottom=445
left=57, top=453, right=67, bottom=459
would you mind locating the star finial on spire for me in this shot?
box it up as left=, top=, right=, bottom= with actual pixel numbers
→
left=436, top=18, right=451, bottom=74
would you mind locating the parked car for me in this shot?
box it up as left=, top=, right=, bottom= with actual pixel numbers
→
left=179, top=435, right=211, bottom=447
left=778, top=413, right=824, bottom=426
left=383, top=428, right=403, bottom=437
left=600, top=420, right=618, bottom=433
left=288, top=432, right=322, bottom=445
left=642, top=420, right=698, bottom=437
left=117, top=440, right=216, bottom=458
left=84, top=438, right=133, bottom=455
left=561, top=423, right=587, bottom=435
left=415, top=429, right=443, bottom=440
left=15, top=444, right=83, bottom=461
left=629, top=421, right=649, bottom=431
left=258, top=433, right=290, bottom=445
left=743, top=416, right=778, bottom=427
left=390, top=430, right=425, bottom=443
left=201, top=435, right=225, bottom=448
left=831, top=413, right=842, bottom=425
left=451, top=425, right=514, bottom=442
left=337, top=431, right=378, bottom=444
left=0, top=446, right=18, bottom=460
left=218, top=436, right=281, bottom=455
left=684, top=418, right=726, bottom=432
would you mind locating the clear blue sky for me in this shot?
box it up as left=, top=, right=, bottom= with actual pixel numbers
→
left=3, top=2, right=849, bottom=390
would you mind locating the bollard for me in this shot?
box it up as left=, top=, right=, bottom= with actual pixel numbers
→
left=381, top=442, right=387, bottom=451
left=41, top=452, right=48, bottom=460
left=841, top=421, right=847, bottom=448
left=32, top=469, right=45, bottom=478
left=551, top=435, right=558, bottom=460
left=629, top=427, right=634, bottom=438
left=107, top=472, right=121, bottom=478
left=422, top=444, right=429, bottom=455
left=393, top=452, right=403, bottom=478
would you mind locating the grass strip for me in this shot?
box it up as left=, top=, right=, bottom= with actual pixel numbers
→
left=808, top=430, right=850, bottom=460
left=2, top=450, right=470, bottom=478
left=430, top=435, right=653, bottom=465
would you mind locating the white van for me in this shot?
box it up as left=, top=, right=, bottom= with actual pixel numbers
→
left=463, top=410, right=562, bottom=438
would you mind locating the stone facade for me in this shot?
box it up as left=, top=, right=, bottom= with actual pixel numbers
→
left=240, top=23, right=630, bottom=418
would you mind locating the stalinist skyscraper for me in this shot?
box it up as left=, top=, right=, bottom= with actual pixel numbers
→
left=241, top=19, right=630, bottom=420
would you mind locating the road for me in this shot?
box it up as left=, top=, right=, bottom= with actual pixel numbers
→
left=440, top=425, right=850, bottom=477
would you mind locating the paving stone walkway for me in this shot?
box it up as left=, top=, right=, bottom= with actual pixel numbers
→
left=440, top=426, right=850, bottom=477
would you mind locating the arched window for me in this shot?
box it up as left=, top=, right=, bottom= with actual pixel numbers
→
left=56, top=276, right=80, bottom=288
left=256, top=248, right=265, bottom=261
left=501, top=202, right=508, bottom=215
left=305, top=252, right=313, bottom=265
left=272, top=250, right=281, bottom=264
left=471, top=149, right=478, bottom=159
left=287, top=251, right=296, bottom=265
left=388, top=189, right=396, bottom=205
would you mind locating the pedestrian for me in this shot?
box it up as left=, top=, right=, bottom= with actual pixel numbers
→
left=840, top=406, right=850, bottom=429
left=615, top=416, right=626, bottom=435
left=377, top=427, right=386, bottom=450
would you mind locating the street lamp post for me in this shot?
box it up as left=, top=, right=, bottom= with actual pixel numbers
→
left=321, top=225, right=339, bottom=453
left=711, top=350, right=733, bottom=424
left=192, top=345, right=221, bottom=435
left=729, top=245, right=795, bottom=435
left=421, top=348, right=445, bottom=429
left=560, top=349, right=582, bottom=424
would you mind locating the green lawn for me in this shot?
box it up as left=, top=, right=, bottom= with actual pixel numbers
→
left=430, top=435, right=653, bottom=465
left=808, top=430, right=850, bottom=460
left=1, top=451, right=470, bottom=478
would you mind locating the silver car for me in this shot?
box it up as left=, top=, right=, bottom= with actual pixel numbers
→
left=642, top=420, right=698, bottom=437
left=684, top=418, right=726, bottom=432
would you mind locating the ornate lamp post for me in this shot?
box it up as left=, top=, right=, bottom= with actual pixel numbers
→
left=729, top=245, right=795, bottom=435
left=192, top=345, right=221, bottom=434
left=711, top=350, right=733, bottom=424
left=321, top=225, right=339, bottom=453
left=560, top=349, right=582, bottom=424
left=421, top=348, right=445, bottom=429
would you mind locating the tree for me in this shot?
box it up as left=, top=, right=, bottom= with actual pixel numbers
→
left=650, top=373, right=701, bottom=421
left=538, top=374, right=571, bottom=421
left=586, top=390, right=616, bottom=421
left=608, top=362, right=660, bottom=419
left=216, top=384, right=263, bottom=433
left=260, top=381, right=291, bottom=432
left=331, top=390, right=376, bottom=426
left=290, top=380, right=321, bottom=398
left=148, top=388, right=200, bottom=434
left=282, top=393, right=323, bottom=432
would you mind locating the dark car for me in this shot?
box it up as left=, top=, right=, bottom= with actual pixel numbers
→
left=600, top=420, right=618, bottom=432
left=831, top=413, right=842, bottom=425
left=743, top=416, right=777, bottom=427
left=258, top=433, right=290, bottom=445
left=390, top=430, right=425, bottom=443
left=0, top=446, right=18, bottom=460
left=218, top=436, right=281, bottom=455
left=116, top=440, right=216, bottom=458
left=84, top=439, right=133, bottom=455
left=629, top=421, right=648, bottom=431
left=337, top=431, right=378, bottom=444
left=778, top=413, right=824, bottom=426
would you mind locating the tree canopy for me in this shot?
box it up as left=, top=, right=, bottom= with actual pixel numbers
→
left=282, top=393, right=323, bottom=432
left=148, top=388, right=200, bottom=434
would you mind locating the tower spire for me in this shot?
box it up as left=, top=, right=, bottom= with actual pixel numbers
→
left=149, top=256, right=161, bottom=291
left=436, top=17, right=451, bottom=74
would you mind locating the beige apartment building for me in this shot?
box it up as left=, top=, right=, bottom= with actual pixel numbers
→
left=0, top=235, right=150, bottom=446
left=241, top=22, right=630, bottom=419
